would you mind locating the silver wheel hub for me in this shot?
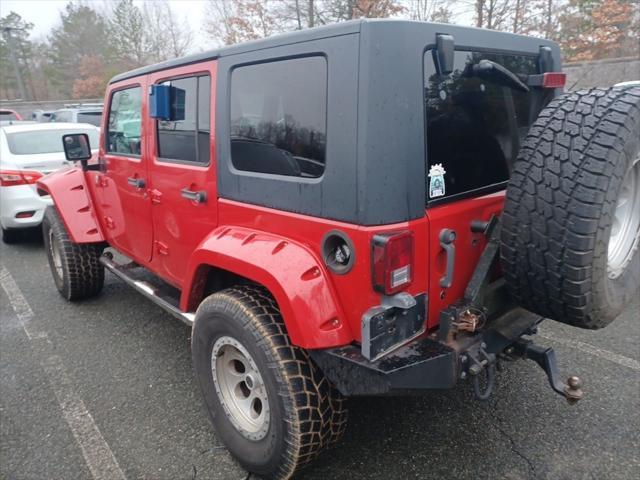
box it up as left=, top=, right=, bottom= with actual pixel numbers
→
left=608, top=153, right=640, bottom=279
left=211, top=336, right=270, bottom=441
left=48, top=229, right=63, bottom=279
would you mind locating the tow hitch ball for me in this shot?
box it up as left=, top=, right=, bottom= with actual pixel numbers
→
left=511, top=340, right=584, bottom=405
left=463, top=341, right=584, bottom=404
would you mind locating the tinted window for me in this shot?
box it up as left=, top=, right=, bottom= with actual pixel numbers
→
left=6, top=128, right=99, bottom=155
left=424, top=50, right=543, bottom=201
left=230, top=56, right=327, bottom=178
left=78, top=111, right=102, bottom=127
left=157, top=75, right=210, bottom=164
left=107, top=86, right=142, bottom=156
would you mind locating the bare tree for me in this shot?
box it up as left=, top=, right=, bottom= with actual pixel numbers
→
left=407, top=0, right=453, bottom=22
left=143, top=0, right=193, bottom=61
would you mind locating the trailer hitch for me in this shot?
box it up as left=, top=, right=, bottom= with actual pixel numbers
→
left=511, top=340, right=584, bottom=404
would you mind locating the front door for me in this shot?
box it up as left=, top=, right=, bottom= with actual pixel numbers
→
left=96, top=82, right=153, bottom=262
left=147, top=62, right=218, bottom=287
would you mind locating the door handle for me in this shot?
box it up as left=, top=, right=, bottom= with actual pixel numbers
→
left=127, top=177, right=145, bottom=188
left=439, top=229, right=456, bottom=288
left=181, top=188, right=207, bottom=204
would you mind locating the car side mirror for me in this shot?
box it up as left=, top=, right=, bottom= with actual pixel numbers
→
left=62, top=133, right=92, bottom=168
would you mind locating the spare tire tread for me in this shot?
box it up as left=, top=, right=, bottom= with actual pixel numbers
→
left=502, top=86, right=640, bottom=329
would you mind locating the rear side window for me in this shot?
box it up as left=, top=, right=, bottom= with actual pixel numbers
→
left=107, top=86, right=142, bottom=156
left=78, top=111, right=102, bottom=127
left=156, top=75, right=210, bottom=164
left=424, top=50, right=542, bottom=202
left=230, top=56, right=327, bottom=178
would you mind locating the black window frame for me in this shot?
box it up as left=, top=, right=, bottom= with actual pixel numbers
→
left=227, top=54, right=329, bottom=181
left=423, top=46, right=540, bottom=207
left=105, top=84, right=143, bottom=159
left=154, top=73, right=212, bottom=167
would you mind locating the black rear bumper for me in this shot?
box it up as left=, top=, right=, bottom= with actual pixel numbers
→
left=310, top=307, right=542, bottom=396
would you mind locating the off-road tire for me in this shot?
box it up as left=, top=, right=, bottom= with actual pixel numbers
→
left=42, top=206, right=105, bottom=301
left=191, top=285, right=347, bottom=480
left=2, top=227, right=20, bottom=244
left=501, top=86, right=640, bottom=329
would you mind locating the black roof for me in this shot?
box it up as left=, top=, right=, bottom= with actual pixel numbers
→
left=109, top=20, right=362, bottom=84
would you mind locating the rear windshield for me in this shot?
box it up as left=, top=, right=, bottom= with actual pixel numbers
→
left=78, top=111, right=102, bottom=127
left=6, top=128, right=99, bottom=155
left=424, top=50, right=549, bottom=202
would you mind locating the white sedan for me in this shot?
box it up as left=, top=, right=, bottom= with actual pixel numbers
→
left=0, top=122, right=99, bottom=243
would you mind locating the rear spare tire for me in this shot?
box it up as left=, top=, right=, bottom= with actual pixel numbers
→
left=501, top=86, right=640, bottom=329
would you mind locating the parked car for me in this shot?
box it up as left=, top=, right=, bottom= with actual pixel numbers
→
left=50, top=106, right=103, bottom=127
left=39, top=20, right=639, bottom=480
left=0, top=122, right=99, bottom=243
left=31, top=109, right=54, bottom=122
left=0, top=109, right=22, bottom=121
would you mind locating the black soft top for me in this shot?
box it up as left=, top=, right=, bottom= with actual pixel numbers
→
left=109, top=20, right=362, bottom=84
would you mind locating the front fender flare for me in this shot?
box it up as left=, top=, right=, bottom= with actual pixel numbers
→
left=183, top=226, right=354, bottom=349
left=37, top=168, right=104, bottom=243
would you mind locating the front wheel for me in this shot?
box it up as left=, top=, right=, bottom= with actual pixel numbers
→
left=43, top=206, right=105, bottom=301
left=191, top=285, right=347, bottom=480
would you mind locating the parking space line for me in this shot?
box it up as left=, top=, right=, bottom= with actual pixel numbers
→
left=538, top=331, right=640, bottom=372
left=0, top=265, right=126, bottom=480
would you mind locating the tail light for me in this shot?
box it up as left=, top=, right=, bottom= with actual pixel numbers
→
left=542, top=72, right=566, bottom=88
left=0, top=169, right=43, bottom=187
left=372, top=231, right=414, bottom=295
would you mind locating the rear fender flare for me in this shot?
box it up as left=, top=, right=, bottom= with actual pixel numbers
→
left=182, top=226, right=354, bottom=349
left=36, top=167, right=104, bottom=243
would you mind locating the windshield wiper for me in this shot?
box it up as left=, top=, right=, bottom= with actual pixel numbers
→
left=464, top=59, right=529, bottom=93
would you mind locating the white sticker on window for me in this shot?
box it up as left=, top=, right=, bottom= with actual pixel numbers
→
left=428, top=164, right=446, bottom=198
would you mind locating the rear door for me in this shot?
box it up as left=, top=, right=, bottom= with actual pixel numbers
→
left=423, top=49, right=551, bottom=325
left=95, top=81, right=153, bottom=262
left=146, top=62, right=217, bottom=287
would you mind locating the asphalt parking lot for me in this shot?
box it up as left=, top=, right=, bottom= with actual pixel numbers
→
left=1, top=232, right=638, bottom=480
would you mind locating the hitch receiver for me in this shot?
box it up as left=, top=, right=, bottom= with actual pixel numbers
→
left=513, top=340, right=583, bottom=404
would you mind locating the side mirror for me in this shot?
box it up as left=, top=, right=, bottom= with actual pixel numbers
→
left=62, top=133, right=92, bottom=168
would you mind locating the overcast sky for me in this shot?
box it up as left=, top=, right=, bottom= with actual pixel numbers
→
left=0, top=0, right=210, bottom=50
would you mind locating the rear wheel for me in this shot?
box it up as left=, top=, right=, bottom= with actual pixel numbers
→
left=501, top=86, right=640, bottom=329
left=43, top=206, right=105, bottom=301
left=191, top=285, right=347, bottom=480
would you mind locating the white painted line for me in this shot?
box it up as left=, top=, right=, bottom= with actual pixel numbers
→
left=0, top=265, right=126, bottom=480
left=538, top=331, right=640, bottom=372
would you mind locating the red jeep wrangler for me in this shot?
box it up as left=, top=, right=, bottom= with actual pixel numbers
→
left=38, top=20, right=639, bottom=480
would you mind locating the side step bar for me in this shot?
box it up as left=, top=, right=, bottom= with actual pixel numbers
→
left=100, top=253, right=195, bottom=327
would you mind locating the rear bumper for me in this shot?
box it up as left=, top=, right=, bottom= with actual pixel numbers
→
left=0, top=185, right=52, bottom=229
left=310, top=306, right=542, bottom=396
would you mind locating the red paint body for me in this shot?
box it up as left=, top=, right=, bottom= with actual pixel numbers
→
left=41, top=58, right=507, bottom=350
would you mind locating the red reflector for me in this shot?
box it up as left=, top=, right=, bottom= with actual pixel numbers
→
left=16, top=211, right=35, bottom=219
left=0, top=169, right=43, bottom=187
left=372, top=231, right=414, bottom=295
left=543, top=72, right=566, bottom=88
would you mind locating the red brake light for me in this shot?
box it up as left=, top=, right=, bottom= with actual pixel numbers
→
left=542, top=72, right=566, bottom=88
left=372, top=231, right=414, bottom=295
left=0, top=169, right=43, bottom=187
